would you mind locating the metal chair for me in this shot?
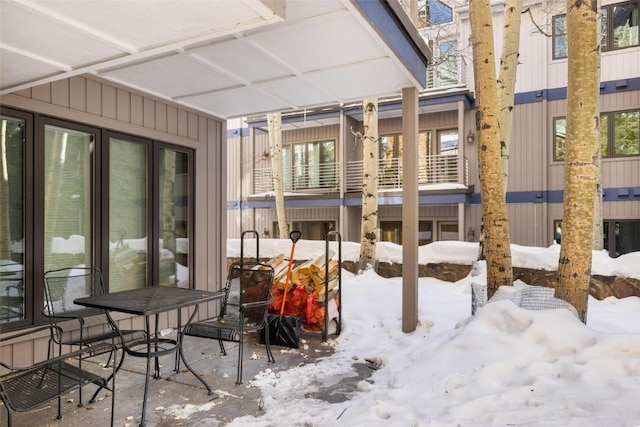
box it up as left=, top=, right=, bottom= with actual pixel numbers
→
left=0, top=325, right=117, bottom=427
left=42, top=267, right=145, bottom=405
left=180, top=261, right=276, bottom=384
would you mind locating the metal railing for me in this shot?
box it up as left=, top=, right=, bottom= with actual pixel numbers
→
left=254, top=162, right=339, bottom=194
left=426, top=55, right=468, bottom=89
left=345, top=154, right=468, bottom=191
left=253, top=154, right=468, bottom=194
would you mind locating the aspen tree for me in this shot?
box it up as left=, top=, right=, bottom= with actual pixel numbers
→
left=358, top=99, right=379, bottom=272
left=555, top=0, right=600, bottom=321
left=477, top=0, right=523, bottom=262
left=268, top=112, right=289, bottom=238
left=470, top=0, right=513, bottom=297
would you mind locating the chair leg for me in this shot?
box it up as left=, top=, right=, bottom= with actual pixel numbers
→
left=265, top=341, right=275, bottom=364
left=5, top=405, right=12, bottom=427
left=89, top=344, right=125, bottom=404
left=264, top=324, right=275, bottom=364
left=219, top=340, right=227, bottom=356
left=236, top=337, right=244, bottom=385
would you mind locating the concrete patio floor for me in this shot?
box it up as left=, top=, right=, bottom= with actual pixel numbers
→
left=0, top=329, right=353, bottom=427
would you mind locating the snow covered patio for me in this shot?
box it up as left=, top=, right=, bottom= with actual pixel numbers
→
left=0, top=329, right=345, bottom=426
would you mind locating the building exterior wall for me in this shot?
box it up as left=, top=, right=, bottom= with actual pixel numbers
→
left=1, top=75, right=227, bottom=345
left=225, top=0, right=639, bottom=259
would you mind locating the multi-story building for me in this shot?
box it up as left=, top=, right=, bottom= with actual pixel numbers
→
left=227, top=0, right=640, bottom=257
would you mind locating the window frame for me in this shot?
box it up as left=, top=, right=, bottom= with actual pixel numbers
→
left=552, top=1, right=640, bottom=60
left=553, top=109, right=640, bottom=161
left=552, top=14, right=567, bottom=60
left=0, top=109, right=195, bottom=332
left=0, top=107, right=34, bottom=330
left=282, top=139, right=336, bottom=190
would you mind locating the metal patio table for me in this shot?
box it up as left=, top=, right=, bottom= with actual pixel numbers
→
left=75, top=286, right=224, bottom=427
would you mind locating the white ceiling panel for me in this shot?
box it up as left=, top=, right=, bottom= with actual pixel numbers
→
left=181, top=86, right=292, bottom=119
left=250, top=13, right=384, bottom=74
left=0, top=0, right=430, bottom=120
left=258, top=76, right=333, bottom=107
left=305, top=58, right=407, bottom=102
left=0, top=1, right=125, bottom=66
left=0, top=48, right=63, bottom=87
left=23, top=0, right=280, bottom=51
left=188, top=39, right=293, bottom=84
left=101, top=53, right=239, bottom=98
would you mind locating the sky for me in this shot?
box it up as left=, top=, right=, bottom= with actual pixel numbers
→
left=215, top=239, right=640, bottom=426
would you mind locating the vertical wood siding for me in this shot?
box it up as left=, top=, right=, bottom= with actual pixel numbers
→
left=510, top=102, right=545, bottom=191
left=508, top=203, right=547, bottom=247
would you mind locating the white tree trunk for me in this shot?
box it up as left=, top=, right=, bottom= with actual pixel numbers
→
left=268, top=112, right=289, bottom=238
left=470, top=0, right=513, bottom=297
left=556, top=0, right=600, bottom=322
left=358, top=99, right=379, bottom=272
left=498, top=0, right=522, bottom=192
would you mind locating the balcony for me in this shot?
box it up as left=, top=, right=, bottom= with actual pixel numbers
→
left=253, top=154, right=468, bottom=194
left=426, top=56, right=469, bottom=90
left=254, top=162, right=340, bottom=194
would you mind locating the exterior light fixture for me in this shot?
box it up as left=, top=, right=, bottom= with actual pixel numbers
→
left=467, top=227, right=475, bottom=241
left=467, top=130, right=475, bottom=144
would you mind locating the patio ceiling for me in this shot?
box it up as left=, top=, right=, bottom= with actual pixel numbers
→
left=0, top=0, right=431, bottom=120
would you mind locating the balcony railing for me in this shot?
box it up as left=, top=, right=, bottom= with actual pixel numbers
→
left=426, top=56, right=469, bottom=89
left=345, top=154, right=468, bottom=191
left=254, top=162, right=340, bottom=194
left=253, top=154, right=468, bottom=194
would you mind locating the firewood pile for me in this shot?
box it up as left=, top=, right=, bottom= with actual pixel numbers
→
left=265, top=251, right=340, bottom=331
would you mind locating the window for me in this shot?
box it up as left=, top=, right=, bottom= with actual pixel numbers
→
left=158, top=147, right=193, bottom=288
left=605, top=220, right=640, bottom=257
left=0, top=113, right=28, bottom=325
left=44, top=124, right=96, bottom=273
left=554, top=118, right=567, bottom=160
left=555, top=219, right=640, bottom=257
left=611, top=110, right=640, bottom=155
left=438, top=40, right=459, bottom=86
left=439, top=222, right=459, bottom=240
left=554, top=110, right=640, bottom=160
left=379, top=133, right=434, bottom=187
left=553, top=1, right=639, bottom=59
left=417, top=0, right=453, bottom=27
left=552, top=15, right=567, bottom=59
left=108, top=135, right=149, bottom=292
left=290, top=221, right=336, bottom=241
left=0, top=108, right=194, bottom=330
left=282, top=140, right=335, bottom=190
left=604, top=2, right=639, bottom=51
left=380, top=221, right=433, bottom=245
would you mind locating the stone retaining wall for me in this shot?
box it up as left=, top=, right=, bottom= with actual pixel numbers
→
left=229, top=258, right=640, bottom=300
left=375, top=262, right=640, bottom=300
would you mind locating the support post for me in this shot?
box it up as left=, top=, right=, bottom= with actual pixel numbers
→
left=402, top=87, right=419, bottom=333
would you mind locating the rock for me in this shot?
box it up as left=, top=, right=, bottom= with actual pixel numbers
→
left=611, top=276, right=640, bottom=298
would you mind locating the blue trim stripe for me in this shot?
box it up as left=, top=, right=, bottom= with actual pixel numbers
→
left=227, top=127, right=250, bottom=138
left=514, top=77, right=640, bottom=105
left=227, top=187, right=640, bottom=209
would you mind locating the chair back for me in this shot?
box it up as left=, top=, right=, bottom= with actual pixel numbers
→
left=42, top=267, right=113, bottom=345
left=43, top=267, right=105, bottom=317
left=220, top=262, right=274, bottom=326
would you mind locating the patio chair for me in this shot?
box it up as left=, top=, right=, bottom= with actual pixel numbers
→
left=42, top=267, right=145, bottom=405
left=180, top=261, right=276, bottom=384
left=0, top=325, right=117, bottom=427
